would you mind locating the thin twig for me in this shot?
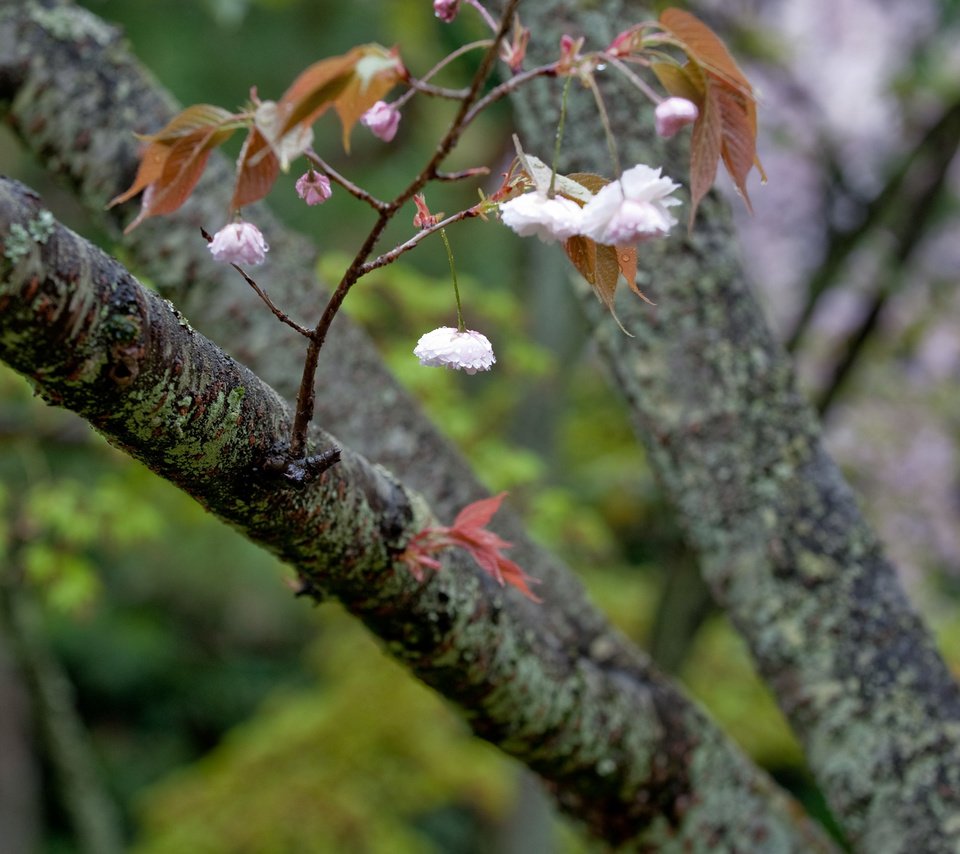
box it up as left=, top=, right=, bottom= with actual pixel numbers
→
left=460, top=63, right=558, bottom=127
left=435, top=166, right=491, bottom=182
left=303, top=151, right=387, bottom=211
left=360, top=207, right=483, bottom=275
left=395, top=40, right=494, bottom=108
left=287, top=0, right=523, bottom=459
left=200, top=228, right=311, bottom=337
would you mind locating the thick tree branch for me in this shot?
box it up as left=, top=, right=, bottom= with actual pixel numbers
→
left=508, top=1, right=960, bottom=849
left=0, top=177, right=835, bottom=850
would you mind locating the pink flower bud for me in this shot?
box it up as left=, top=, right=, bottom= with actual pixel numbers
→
left=361, top=100, right=401, bottom=143
left=295, top=169, right=332, bottom=206
left=434, top=0, right=460, bottom=22
left=655, top=97, right=699, bottom=139
left=208, top=221, right=269, bottom=266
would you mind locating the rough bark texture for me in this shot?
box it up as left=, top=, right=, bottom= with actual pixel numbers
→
left=0, top=177, right=836, bottom=850
left=507, top=1, right=960, bottom=850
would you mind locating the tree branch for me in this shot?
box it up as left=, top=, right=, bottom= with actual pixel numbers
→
left=507, top=1, right=960, bottom=849
left=0, top=176, right=835, bottom=850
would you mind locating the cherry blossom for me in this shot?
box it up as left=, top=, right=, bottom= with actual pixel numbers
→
left=655, top=97, right=699, bottom=139
left=579, top=165, right=681, bottom=245
left=295, top=169, right=333, bottom=206
left=207, top=221, right=269, bottom=266
left=361, top=100, right=401, bottom=142
left=499, top=191, right=583, bottom=243
left=414, top=327, right=496, bottom=374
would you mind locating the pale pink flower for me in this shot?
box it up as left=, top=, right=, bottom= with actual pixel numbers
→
left=499, top=192, right=583, bottom=243
left=579, top=165, right=681, bottom=245
left=434, top=0, right=460, bottom=22
left=655, top=97, right=699, bottom=139
left=208, top=221, right=269, bottom=266
left=414, top=327, right=496, bottom=374
left=295, top=169, right=332, bottom=206
left=361, top=101, right=401, bottom=142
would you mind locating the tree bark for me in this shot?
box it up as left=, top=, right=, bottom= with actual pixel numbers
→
left=507, top=1, right=960, bottom=850
left=0, top=175, right=835, bottom=850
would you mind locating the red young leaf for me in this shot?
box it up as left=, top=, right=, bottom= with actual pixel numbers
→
left=397, top=493, right=541, bottom=602
left=452, top=492, right=507, bottom=530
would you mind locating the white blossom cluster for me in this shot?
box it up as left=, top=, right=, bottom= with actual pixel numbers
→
left=499, top=164, right=682, bottom=246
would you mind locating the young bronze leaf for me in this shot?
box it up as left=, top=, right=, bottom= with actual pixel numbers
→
left=108, top=140, right=169, bottom=208
left=123, top=124, right=235, bottom=232
left=716, top=85, right=758, bottom=210
left=278, top=51, right=360, bottom=137
left=108, top=104, right=236, bottom=210
left=232, top=127, right=280, bottom=210
left=564, top=236, right=623, bottom=315
left=564, top=234, right=598, bottom=288
left=689, top=82, right=723, bottom=227
left=616, top=245, right=653, bottom=304
left=659, top=9, right=752, bottom=98
left=593, top=244, right=622, bottom=310
left=651, top=61, right=705, bottom=106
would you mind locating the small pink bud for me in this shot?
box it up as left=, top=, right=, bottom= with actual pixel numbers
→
left=558, top=34, right=583, bottom=73
left=655, top=97, right=699, bottom=139
left=434, top=0, right=460, bottom=22
left=295, top=169, right=332, bottom=206
left=413, top=194, right=441, bottom=229
left=207, top=221, right=269, bottom=266
left=500, top=18, right=530, bottom=72
left=361, top=100, right=401, bottom=142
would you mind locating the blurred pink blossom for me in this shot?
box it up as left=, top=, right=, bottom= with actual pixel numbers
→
left=295, top=169, right=332, bottom=206
left=208, top=221, right=269, bottom=266
left=361, top=101, right=401, bottom=142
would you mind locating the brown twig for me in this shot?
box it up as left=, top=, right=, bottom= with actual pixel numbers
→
left=200, top=228, right=311, bottom=337
left=287, top=0, right=524, bottom=461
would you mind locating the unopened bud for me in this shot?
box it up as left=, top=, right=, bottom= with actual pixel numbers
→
left=655, top=97, right=699, bottom=139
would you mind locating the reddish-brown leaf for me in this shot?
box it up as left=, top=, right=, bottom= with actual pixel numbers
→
left=564, top=234, right=598, bottom=289
left=657, top=11, right=765, bottom=222
left=333, top=48, right=403, bottom=151
left=688, top=81, right=723, bottom=228
left=659, top=9, right=752, bottom=98
left=616, top=244, right=653, bottom=304
left=109, top=105, right=236, bottom=210
left=278, top=51, right=361, bottom=137
left=593, top=243, right=622, bottom=309
left=108, top=140, right=170, bottom=208
left=716, top=85, right=757, bottom=210
left=231, top=127, right=280, bottom=210
left=109, top=105, right=237, bottom=230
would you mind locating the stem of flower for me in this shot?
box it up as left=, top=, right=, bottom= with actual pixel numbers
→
left=604, top=54, right=663, bottom=105
left=586, top=73, right=622, bottom=180
left=465, top=0, right=499, bottom=33
left=440, top=228, right=466, bottom=332
left=548, top=74, right=573, bottom=198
